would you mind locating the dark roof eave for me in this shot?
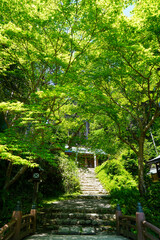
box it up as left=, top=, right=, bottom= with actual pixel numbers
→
left=147, top=155, right=160, bottom=164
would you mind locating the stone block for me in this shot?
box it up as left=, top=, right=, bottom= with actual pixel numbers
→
left=81, top=227, right=95, bottom=235
left=58, top=226, right=70, bottom=234
left=70, top=226, right=81, bottom=234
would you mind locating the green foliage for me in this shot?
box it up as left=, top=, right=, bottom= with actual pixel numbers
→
left=0, top=0, right=160, bottom=223
left=58, top=153, right=80, bottom=194
left=79, top=0, right=160, bottom=195
left=95, top=148, right=160, bottom=227
left=95, top=152, right=139, bottom=215
left=121, top=149, right=138, bottom=177
left=87, top=114, right=123, bottom=155
left=0, top=165, right=34, bottom=225
left=110, top=182, right=160, bottom=228
left=95, top=155, right=137, bottom=192
left=142, top=183, right=160, bottom=228
left=0, top=64, right=28, bottom=101
left=111, top=187, right=140, bottom=215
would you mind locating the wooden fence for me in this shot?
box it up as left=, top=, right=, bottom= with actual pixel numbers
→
left=116, top=203, right=160, bottom=240
left=0, top=201, right=36, bottom=240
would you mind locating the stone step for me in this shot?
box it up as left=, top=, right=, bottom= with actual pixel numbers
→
left=78, top=195, right=110, bottom=199
left=81, top=187, right=105, bottom=189
left=80, top=192, right=106, bottom=195
left=41, top=212, right=115, bottom=221
left=80, top=185, right=103, bottom=188
left=50, top=194, right=110, bottom=200
left=79, top=177, right=98, bottom=178
left=57, top=226, right=96, bottom=235
left=37, top=225, right=116, bottom=235
left=81, top=186, right=105, bottom=191
left=80, top=190, right=106, bottom=193
left=81, top=182, right=101, bottom=184
left=79, top=180, right=101, bottom=183
left=43, top=218, right=115, bottom=227
left=81, top=190, right=106, bottom=192
left=80, top=192, right=107, bottom=195
left=48, top=198, right=111, bottom=205
left=80, top=189, right=105, bottom=192
left=80, top=185, right=104, bottom=188
left=38, top=207, right=115, bottom=215
left=36, top=168, right=115, bottom=236
left=78, top=168, right=107, bottom=197
left=80, top=191, right=107, bottom=195
left=80, top=186, right=104, bottom=189
left=80, top=186, right=104, bottom=188
left=80, top=182, right=103, bottom=184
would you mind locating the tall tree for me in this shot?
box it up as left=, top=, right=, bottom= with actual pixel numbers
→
left=0, top=0, right=104, bottom=190
left=81, top=0, right=160, bottom=195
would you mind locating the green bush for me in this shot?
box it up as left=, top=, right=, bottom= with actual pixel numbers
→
left=121, top=150, right=138, bottom=177
left=95, top=152, right=160, bottom=227
left=95, top=159, right=137, bottom=192
left=110, top=186, right=140, bottom=215
left=95, top=156, right=139, bottom=215
left=58, top=153, right=80, bottom=194
left=141, top=182, right=160, bottom=228
left=0, top=167, right=34, bottom=227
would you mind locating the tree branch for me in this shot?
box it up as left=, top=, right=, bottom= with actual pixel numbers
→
left=4, top=165, right=28, bottom=190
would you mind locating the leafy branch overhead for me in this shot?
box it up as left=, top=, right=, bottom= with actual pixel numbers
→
left=0, top=0, right=160, bottom=196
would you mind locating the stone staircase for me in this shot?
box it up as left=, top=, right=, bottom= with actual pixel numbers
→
left=37, top=168, right=116, bottom=235
left=78, top=168, right=107, bottom=195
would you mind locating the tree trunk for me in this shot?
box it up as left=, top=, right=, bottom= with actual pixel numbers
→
left=138, top=136, right=146, bottom=196
left=5, top=161, right=13, bottom=188
left=4, top=165, right=28, bottom=190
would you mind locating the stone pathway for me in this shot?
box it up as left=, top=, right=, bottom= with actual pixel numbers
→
left=25, top=233, right=128, bottom=239
left=78, top=168, right=107, bottom=195
left=36, top=195, right=115, bottom=235
left=24, top=168, right=129, bottom=240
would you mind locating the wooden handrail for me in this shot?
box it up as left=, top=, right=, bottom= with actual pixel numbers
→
left=142, top=220, right=160, bottom=240
left=143, top=221, right=160, bottom=235
left=116, top=203, right=160, bottom=240
left=118, top=214, right=137, bottom=240
left=119, top=215, right=136, bottom=221
left=0, top=202, right=36, bottom=240
left=0, top=219, right=17, bottom=240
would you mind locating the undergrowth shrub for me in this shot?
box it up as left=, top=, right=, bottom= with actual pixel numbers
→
left=110, top=186, right=140, bottom=215
left=58, top=152, right=80, bottom=194
left=95, top=152, right=160, bottom=227
left=95, top=159, right=137, bottom=192
left=95, top=156, right=139, bottom=215
left=40, top=152, right=80, bottom=196
left=0, top=167, right=34, bottom=227
left=121, top=149, right=138, bottom=177
left=93, top=138, right=160, bottom=232
left=142, top=182, right=160, bottom=228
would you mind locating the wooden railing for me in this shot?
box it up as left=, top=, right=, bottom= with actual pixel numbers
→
left=116, top=203, right=160, bottom=240
left=118, top=215, right=137, bottom=240
left=142, top=221, right=160, bottom=240
left=0, top=201, right=36, bottom=240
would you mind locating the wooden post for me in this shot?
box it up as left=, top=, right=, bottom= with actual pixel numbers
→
left=94, top=154, right=97, bottom=168
left=76, top=150, right=78, bottom=165
left=12, top=201, right=22, bottom=240
left=30, top=203, right=37, bottom=233
left=33, top=181, right=40, bottom=204
left=136, top=202, right=145, bottom=240
left=85, top=156, right=88, bottom=167
left=116, top=204, right=122, bottom=235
